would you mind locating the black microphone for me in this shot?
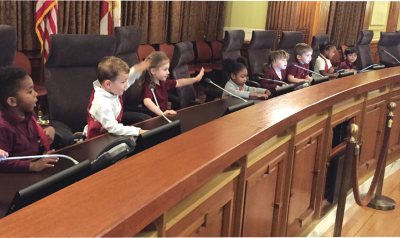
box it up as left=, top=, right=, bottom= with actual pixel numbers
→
left=255, top=76, right=288, bottom=86
left=149, top=84, right=172, bottom=123
left=204, top=78, right=247, bottom=102
left=290, top=63, right=324, bottom=77
left=382, top=50, right=400, bottom=64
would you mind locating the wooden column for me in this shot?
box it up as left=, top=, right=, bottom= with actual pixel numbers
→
left=386, top=2, right=400, bottom=32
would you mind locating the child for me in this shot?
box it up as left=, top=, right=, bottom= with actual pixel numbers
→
left=222, top=57, right=270, bottom=99
left=261, top=50, right=290, bottom=91
left=83, top=56, right=150, bottom=139
left=286, top=43, right=314, bottom=83
left=314, top=41, right=339, bottom=78
left=0, top=149, right=8, bottom=158
left=0, top=66, right=58, bottom=172
left=140, top=51, right=205, bottom=116
left=337, top=47, right=358, bottom=71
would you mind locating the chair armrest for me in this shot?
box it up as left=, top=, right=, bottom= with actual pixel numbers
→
left=49, top=120, right=74, bottom=150
left=245, top=81, right=260, bottom=87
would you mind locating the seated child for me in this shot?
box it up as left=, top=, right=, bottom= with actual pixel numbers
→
left=0, top=66, right=58, bottom=172
left=337, top=47, right=358, bottom=71
left=286, top=43, right=314, bottom=83
left=261, top=50, right=290, bottom=91
left=222, top=57, right=270, bottom=99
left=140, top=51, right=204, bottom=116
left=0, top=149, right=8, bottom=158
left=314, top=41, right=339, bottom=78
left=84, top=56, right=150, bottom=139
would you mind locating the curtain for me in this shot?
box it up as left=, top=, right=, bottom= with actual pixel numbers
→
left=204, top=1, right=226, bottom=41
left=327, top=1, right=367, bottom=47
left=58, top=1, right=101, bottom=35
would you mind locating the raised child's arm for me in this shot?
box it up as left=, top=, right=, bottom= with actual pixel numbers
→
left=176, top=68, right=204, bottom=88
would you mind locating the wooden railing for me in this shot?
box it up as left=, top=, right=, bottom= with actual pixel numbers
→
left=1, top=68, right=400, bottom=237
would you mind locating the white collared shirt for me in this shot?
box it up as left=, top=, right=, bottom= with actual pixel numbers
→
left=83, top=66, right=142, bottom=136
left=314, top=54, right=332, bottom=73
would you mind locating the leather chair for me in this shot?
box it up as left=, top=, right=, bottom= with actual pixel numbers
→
left=310, top=34, right=330, bottom=71
left=356, top=30, right=374, bottom=70
left=0, top=25, right=17, bottom=67
left=45, top=34, right=116, bottom=133
left=378, top=32, right=400, bottom=67
left=138, top=44, right=155, bottom=62
left=114, top=26, right=153, bottom=120
left=276, top=31, right=303, bottom=65
left=169, top=41, right=201, bottom=109
left=195, top=41, right=221, bottom=71
left=221, top=30, right=245, bottom=60
left=211, top=41, right=223, bottom=63
left=247, top=30, right=276, bottom=80
left=159, top=43, right=175, bottom=61
left=340, top=45, right=348, bottom=62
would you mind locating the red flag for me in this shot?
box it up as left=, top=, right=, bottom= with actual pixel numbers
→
left=100, top=1, right=118, bottom=35
left=35, top=0, right=57, bottom=63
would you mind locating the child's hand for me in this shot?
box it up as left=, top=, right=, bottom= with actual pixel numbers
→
left=29, top=149, right=59, bottom=172
left=331, top=73, right=339, bottom=78
left=164, top=110, right=177, bottom=115
left=43, top=126, right=55, bottom=144
left=265, top=89, right=271, bottom=96
left=257, top=94, right=269, bottom=100
left=0, top=149, right=8, bottom=158
left=276, top=85, right=281, bottom=88
left=134, top=60, right=151, bottom=72
left=139, top=129, right=148, bottom=134
left=194, top=68, right=205, bottom=82
left=306, top=75, right=313, bottom=82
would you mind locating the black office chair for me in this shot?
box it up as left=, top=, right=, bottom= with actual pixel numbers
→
left=355, top=30, right=374, bottom=70
left=378, top=32, right=400, bottom=67
left=0, top=25, right=17, bottom=67
left=247, top=30, right=276, bottom=81
left=221, top=30, right=245, bottom=60
left=310, top=34, right=330, bottom=71
left=276, top=31, right=303, bottom=65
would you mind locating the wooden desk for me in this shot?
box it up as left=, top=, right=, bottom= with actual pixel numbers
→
left=1, top=68, right=400, bottom=237
left=0, top=97, right=262, bottom=218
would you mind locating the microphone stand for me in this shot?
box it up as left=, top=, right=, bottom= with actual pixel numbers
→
left=149, top=85, right=172, bottom=123
left=291, top=64, right=324, bottom=77
left=205, top=78, right=247, bottom=102
left=257, top=77, right=289, bottom=86
left=383, top=50, right=400, bottom=64
left=0, top=154, right=79, bottom=164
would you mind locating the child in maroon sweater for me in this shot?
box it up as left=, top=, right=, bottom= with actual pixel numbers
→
left=0, top=66, right=58, bottom=172
left=337, top=47, right=358, bottom=71
left=261, top=50, right=290, bottom=91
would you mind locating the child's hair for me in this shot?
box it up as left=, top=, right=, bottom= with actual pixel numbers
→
left=0, top=66, right=27, bottom=107
left=319, top=41, right=335, bottom=53
left=97, top=56, right=130, bottom=84
left=268, top=50, right=290, bottom=67
left=139, top=51, right=170, bottom=86
left=344, top=46, right=358, bottom=56
left=293, top=43, right=313, bottom=57
left=222, top=56, right=248, bottom=76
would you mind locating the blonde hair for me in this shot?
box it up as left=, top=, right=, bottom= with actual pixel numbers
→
left=263, top=50, right=290, bottom=72
left=293, top=43, right=313, bottom=58
left=139, top=51, right=170, bottom=86
left=97, top=56, right=129, bottom=83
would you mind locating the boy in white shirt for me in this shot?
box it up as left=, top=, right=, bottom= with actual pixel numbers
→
left=83, top=56, right=150, bottom=139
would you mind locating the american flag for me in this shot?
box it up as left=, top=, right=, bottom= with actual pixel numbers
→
left=100, top=1, right=118, bottom=35
left=35, top=0, right=57, bottom=63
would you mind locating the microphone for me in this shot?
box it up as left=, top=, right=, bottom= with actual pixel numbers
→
left=290, top=63, right=324, bottom=77
left=0, top=154, right=79, bottom=164
left=382, top=50, right=400, bottom=64
left=204, top=78, right=247, bottom=102
left=358, top=63, right=381, bottom=73
left=255, top=76, right=288, bottom=86
left=149, top=84, right=172, bottom=123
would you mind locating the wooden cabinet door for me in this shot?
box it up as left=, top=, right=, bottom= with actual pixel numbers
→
left=242, top=148, right=287, bottom=237
left=359, top=97, right=387, bottom=177
left=286, top=124, right=325, bottom=236
left=388, top=92, right=400, bottom=161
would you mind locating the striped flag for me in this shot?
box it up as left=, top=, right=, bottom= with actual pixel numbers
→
left=35, top=0, right=57, bottom=63
left=100, top=1, right=118, bottom=35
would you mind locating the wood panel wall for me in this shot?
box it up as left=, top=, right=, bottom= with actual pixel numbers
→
left=386, top=1, right=400, bottom=32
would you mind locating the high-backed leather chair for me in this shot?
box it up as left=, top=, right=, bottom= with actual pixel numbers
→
left=247, top=30, right=276, bottom=79
left=114, top=26, right=152, bottom=119
left=160, top=43, right=175, bottom=61
left=169, top=41, right=200, bottom=108
left=138, top=45, right=155, bottom=62
left=211, top=41, right=223, bottom=63
left=221, top=30, right=245, bottom=60
left=355, top=30, right=374, bottom=70
left=310, top=34, right=330, bottom=71
left=45, top=34, right=116, bottom=133
left=377, top=32, right=400, bottom=67
left=0, top=25, right=17, bottom=67
left=276, top=31, right=303, bottom=65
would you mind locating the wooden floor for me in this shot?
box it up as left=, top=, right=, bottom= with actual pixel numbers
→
left=322, top=168, right=400, bottom=237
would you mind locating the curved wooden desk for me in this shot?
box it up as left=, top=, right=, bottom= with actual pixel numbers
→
left=1, top=68, right=400, bottom=237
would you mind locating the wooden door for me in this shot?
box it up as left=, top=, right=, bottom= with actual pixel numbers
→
left=388, top=91, right=400, bottom=162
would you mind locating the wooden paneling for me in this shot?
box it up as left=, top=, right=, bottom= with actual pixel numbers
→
left=388, top=89, right=400, bottom=162
left=362, top=1, right=374, bottom=31
left=295, top=1, right=315, bottom=44
left=386, top=2, right=400, bottom=32
left=370, top=39, right=380, bottom=64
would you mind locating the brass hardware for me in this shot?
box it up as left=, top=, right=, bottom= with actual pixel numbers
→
left=36, top=110, right=49, bottom=126
left=388, top=119, right=393, bottom=128
left=347, top=124, right=359, bottom=142
left=387, top=102, right=396, bottom=117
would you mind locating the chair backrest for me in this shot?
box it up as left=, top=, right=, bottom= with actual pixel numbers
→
left=310, top=34, right=330, bottom=71
left=195, top=41, right=213, bottom=63
left=114, top=26, right=143, bottom=110
left=159, top=43, right=175, bottom=61
left=170, top=41, right=196, bottom=109
left=0, top=25, right=17, bottom=67
left=377, top=32, right=400, bottom=65
left=331, top=49, right=340, bottom=67
left=211, top=41, right=223, bottom=61
left=13, top=52, right=32, bottom=75
left=221, top=30, right=245, bottom=60
left=276, top=31, right=303, bottom=65
left=138, top=45, right=155, bottom=62
left=247, top=30, right=276, bottom=77
left=45, top=34, right=116, bottom=132
left=340, top=45, right=348, bottom=61
left=356, top=30, right=374, bottom=70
